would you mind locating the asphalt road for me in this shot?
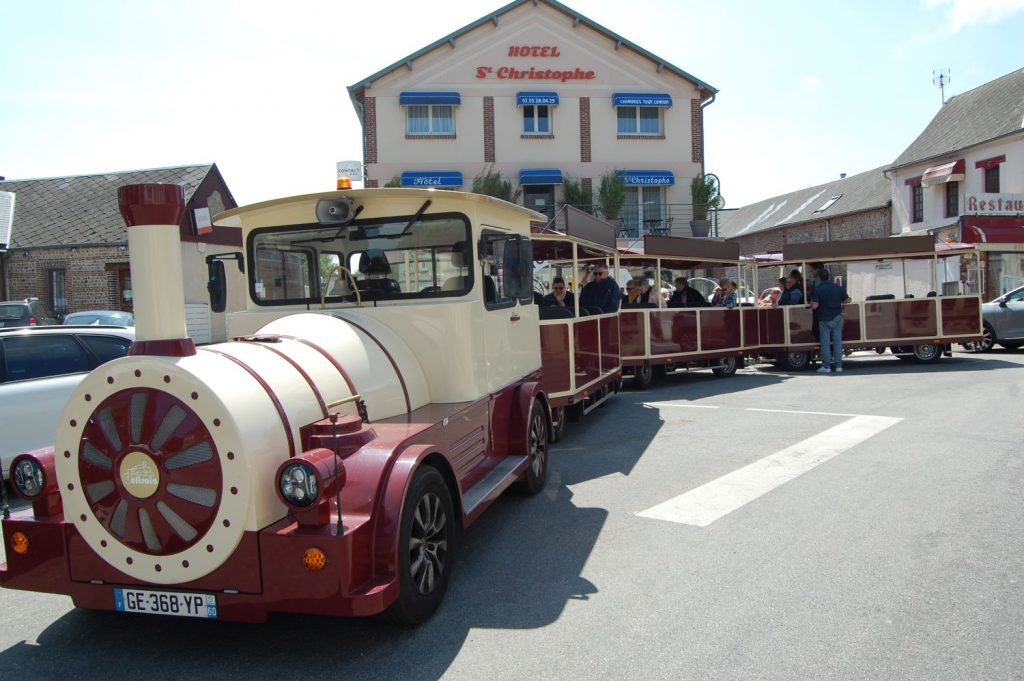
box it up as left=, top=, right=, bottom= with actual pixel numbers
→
left=2, top=349, right=1022, bottom=680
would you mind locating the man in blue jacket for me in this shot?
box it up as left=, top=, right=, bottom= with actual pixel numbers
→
left=579, top=264, right=620, bottom=313
left=810, top=269, right=851, bottom=373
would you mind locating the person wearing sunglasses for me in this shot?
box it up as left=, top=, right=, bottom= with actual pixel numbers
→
left=541, top=276, right=575, bottom=310
left=578, top=264, right=620, bottom=314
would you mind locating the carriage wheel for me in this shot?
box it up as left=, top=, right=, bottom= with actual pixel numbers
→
left=712, top=355, right=739, bottom=377
left=633, top=364, right=654, bottom=390
left=514, top=400, right=549, bottom=495
left=912, top=344, right=941, bottom=363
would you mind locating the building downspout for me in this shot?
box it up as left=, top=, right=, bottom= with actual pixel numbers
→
left=699, top=91, right=716, bottom=177
left=348, top=86, right=367, bottom=184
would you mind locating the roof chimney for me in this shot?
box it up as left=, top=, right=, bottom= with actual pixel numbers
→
left=840, top=173, right=847, bottom=179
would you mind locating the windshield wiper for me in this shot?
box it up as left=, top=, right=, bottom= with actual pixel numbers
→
left=400, top=200, right=431, bottom=236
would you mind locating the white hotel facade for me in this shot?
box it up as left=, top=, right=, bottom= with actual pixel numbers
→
left=347, top=0, right=717, bottom=238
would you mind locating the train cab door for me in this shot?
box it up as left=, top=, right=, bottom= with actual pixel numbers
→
left=479, top=231, right=541, bottom=459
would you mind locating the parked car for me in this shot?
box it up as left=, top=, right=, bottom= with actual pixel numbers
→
left=0, top=299, right=58, bottom=328
left=63, top=310, right=134, bottom=327
left=0, top=326, right=135, bottom=479
left=965, top=285, right=1024, bottom=352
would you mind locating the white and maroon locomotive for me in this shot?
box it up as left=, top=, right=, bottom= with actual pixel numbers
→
left=1, top=184, right=559, bottom=623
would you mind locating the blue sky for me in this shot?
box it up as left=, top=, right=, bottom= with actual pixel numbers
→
left=1, top=0, right=1022, bottom=208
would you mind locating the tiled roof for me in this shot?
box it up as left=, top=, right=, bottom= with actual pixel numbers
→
left=0, top=165, right=213, bottom=249
left=890, top=67, right=1024, bottom=169
left=715, top=166, right=890, bottom=239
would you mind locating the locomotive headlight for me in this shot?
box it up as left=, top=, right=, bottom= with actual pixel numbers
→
left=12, top=457, right=45, bottom=499
left=279, top=462, right=319, bottom=508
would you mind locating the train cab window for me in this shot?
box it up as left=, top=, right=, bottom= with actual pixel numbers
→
left=248, top=214, right=472, bottom=306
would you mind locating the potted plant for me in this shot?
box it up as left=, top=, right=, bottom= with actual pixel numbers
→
left=597, top=171, right=626, bottom=223
left=690, top=174, right=723, bottom=237
left=471, top=166, right=521, bottom=202
left=561, top=177, right=594, bottom=214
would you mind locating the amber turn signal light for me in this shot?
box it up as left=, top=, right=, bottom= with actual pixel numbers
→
left=303, top=547, right=327, bottom=571
left=11, top=531, right=29, bottom=555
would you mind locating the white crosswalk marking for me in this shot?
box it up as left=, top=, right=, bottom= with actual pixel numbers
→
left=637, top=415, right=902, bottom=527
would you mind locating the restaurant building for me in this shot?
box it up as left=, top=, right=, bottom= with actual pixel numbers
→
left=887, top=67, right=1024, bottom=299
left=347, top=0, right=717, bottom=238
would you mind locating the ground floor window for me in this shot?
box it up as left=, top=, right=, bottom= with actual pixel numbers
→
left=622, top=187, right=664, bottom=237
left=48, top=268, right=67, bottom=317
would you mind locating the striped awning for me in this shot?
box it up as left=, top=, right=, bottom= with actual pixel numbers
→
left=617, top=170, right=675, bottom=186
left=399, top=91, right=461, bottom=106
left=517, top=92, right=559, bottom=106
left=921, top=159, right=965, bottom=188
left=613, top=92, right=672, bottom=107
left=400, top=171, right=463, bottom=188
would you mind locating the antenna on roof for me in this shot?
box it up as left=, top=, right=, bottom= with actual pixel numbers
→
left=933, top=68, right=951, bottom=105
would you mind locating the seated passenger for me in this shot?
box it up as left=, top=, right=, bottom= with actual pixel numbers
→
left=776, top=275, right=804, bottom=306
left=668, top=276, right=706, bottom=308
left=709, top=278, right=737, bottom=308
left=541, top=277, right=575, bottom=311
left=623, top=278, right=640, bottom=307
left=758, top=278, right=785, bottom=307
left=635, top=279, right=658, bottom=307
left=579, top=264, right=620, bottom=313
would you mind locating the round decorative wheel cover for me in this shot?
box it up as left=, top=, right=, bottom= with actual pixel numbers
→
left=79, top=388, right=222, bottom=556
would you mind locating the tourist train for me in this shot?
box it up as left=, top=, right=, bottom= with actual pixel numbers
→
left=0, top=185, right=982, bottom=623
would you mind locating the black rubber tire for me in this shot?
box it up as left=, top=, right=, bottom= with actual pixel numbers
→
left=777, top=351, right=810, bottom=371
left=513, top=400, right=549, bottom=495
left=712, top=355, right=739, bottom=377
left=912, top=343, right=942, bottom=363
left=549, top=406, right=565, bottom=444
left=386, top=467, right=455, bottom=625
left=633, top=364, right=653, bottom=390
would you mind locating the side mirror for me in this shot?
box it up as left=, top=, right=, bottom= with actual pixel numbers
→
left=207, top=260, right=227, bottom=313
left=517, top=237, right=534, bottom=304
left=998, top=298, right=1008, bottom=308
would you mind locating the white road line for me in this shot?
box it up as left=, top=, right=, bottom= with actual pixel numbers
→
left=642, top=402, right=720, bottom=409
left=746, top=407, right=867, bottom=417
left=636, top=415, right=902, bottom=527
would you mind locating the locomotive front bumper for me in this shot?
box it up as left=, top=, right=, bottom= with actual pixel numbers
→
left=0, top=512, right=397, bottom=622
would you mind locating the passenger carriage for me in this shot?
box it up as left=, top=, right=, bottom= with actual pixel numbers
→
left=531, top=211, right=622, bottom=434
left=753, top=236, right=983, bottom=369
left=617, top=236, right=755, bottom=388
left=1, top=185, right=557, bottom=624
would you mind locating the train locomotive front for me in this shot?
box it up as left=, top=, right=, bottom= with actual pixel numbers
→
left=1, top=184, right=551, bottom=623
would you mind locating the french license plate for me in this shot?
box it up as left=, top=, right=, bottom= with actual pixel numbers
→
left=113, top=587, right=218, bottom=619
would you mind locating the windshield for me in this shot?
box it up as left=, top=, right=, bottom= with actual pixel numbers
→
left=248, top=213, right=473, bottom=306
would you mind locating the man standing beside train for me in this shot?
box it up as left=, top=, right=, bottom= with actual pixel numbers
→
left=579, top=264, right=620, bottom=313
left=810, top=268, right=850, bottom=373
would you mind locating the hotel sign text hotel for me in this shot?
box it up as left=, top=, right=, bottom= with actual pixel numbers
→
left=476, top=44, right=596, bottom=82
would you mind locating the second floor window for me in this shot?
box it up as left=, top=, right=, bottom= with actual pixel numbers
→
left=945, top=182, right=959, bottom=218
left=984, top=165, right=1000, bottom=193
left=617, top=106, right=661, bottom=136
left=522, top=105, right=551, bottom=135
left=407, top=105, right=454, bottom=136
left=911, top=185, right=923, bottom=223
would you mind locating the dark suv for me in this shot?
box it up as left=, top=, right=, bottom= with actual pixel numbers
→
left=0, top=299, right=58, bottom=327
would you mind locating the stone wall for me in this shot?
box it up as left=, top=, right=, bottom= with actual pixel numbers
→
left=7, top=245, right=127, bottom=316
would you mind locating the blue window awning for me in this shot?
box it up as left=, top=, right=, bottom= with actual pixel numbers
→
left=401, top=171, right=463, bottom=188
left=519, top=169, right=563, bottom=185
left=617, top=170, right=675, bottom=186
left=399, top=91, right=461, bottom=106
left=517, top=91, right=559, bottom=106
left=613, top=92, right=673, bottom=107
